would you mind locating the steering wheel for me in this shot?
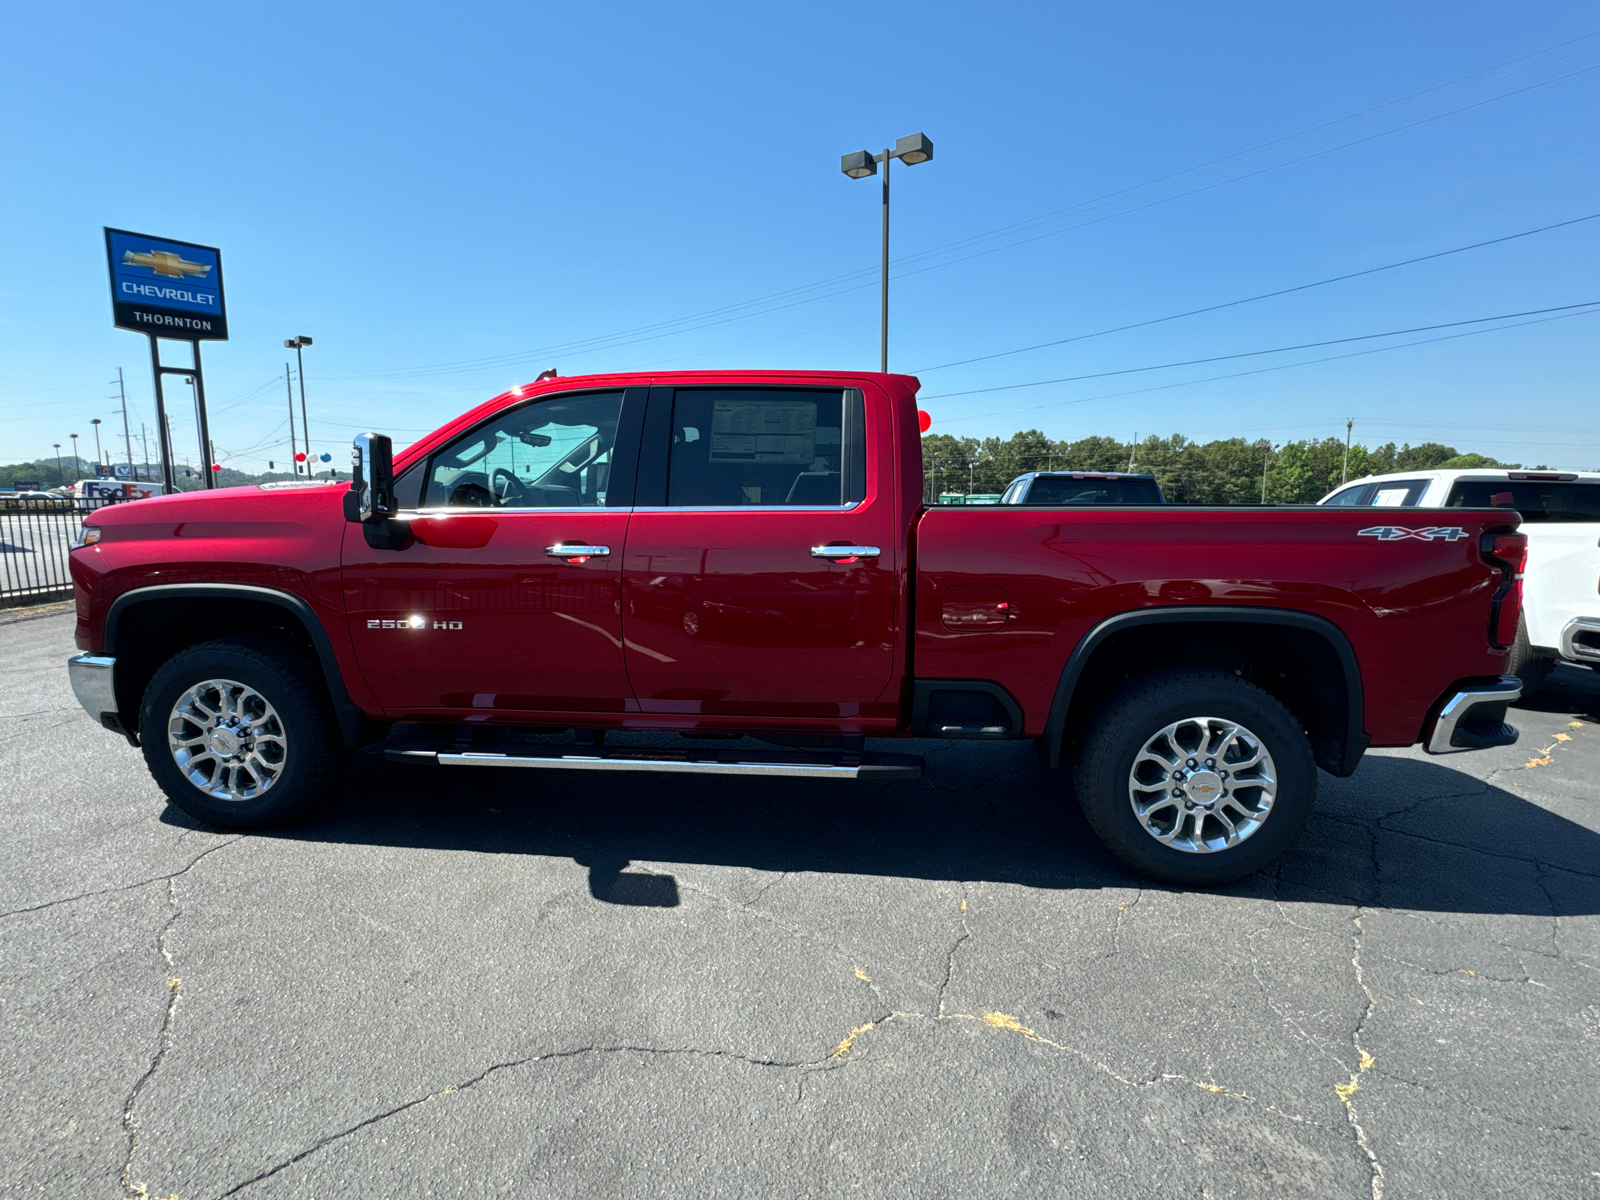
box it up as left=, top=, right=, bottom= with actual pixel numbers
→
left=491, top=468, right=532, bottom=506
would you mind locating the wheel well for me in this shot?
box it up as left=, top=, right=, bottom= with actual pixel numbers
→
left=110, top=597, right=323, bottom=720
left=1053, top=617, right=1364, bottom=776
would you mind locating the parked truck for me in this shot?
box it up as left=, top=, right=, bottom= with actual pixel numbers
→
left=67, top=371, right=1527, bottom=885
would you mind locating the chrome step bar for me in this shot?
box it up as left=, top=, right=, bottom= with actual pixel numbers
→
left=387, top=743, right=923, bottom=780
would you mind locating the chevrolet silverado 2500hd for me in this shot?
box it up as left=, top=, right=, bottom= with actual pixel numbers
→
left=67, top=371, right=1527, bottom=885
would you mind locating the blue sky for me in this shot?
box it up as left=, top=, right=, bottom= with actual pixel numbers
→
left=2, top=1, right=1598, bottom=473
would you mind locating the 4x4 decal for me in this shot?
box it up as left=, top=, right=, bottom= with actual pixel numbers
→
left=1357, top=525, right=1470, bottom=542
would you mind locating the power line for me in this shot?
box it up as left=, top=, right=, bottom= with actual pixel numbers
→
left=920, top=301, right=1600, bottom=400
left=327, top=33, right=1600, bottom=383
left=885, top=59, right=1600, bottom=293
left=914, top=211, right=1600, bottom=374
left=931, top=304, right=1600, bottom=425
left=886, top=35, right=1600, bottom=273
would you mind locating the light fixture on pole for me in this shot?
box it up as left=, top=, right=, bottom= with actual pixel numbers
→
left=90, top=418, right=104, bottom=469
left=839, top=132, right=934, bottom=373
left=285, top=337, right=313, bottom=476
left=69, top=433, right=80, bottom=476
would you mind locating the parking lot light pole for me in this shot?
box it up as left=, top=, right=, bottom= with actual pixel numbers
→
left=90, top=419, right=103, bottom=470
left=285, top=337, right=313, bottom=475
left=840, top=133, right=933, bottom=373
left=53, top=445, right=64, bottom=488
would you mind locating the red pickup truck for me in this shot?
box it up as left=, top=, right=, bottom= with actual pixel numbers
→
left=67, top=370, right=1527, bottom=885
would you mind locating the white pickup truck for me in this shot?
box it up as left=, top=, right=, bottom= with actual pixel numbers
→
left=1321, top=469, right=1600, bottom=689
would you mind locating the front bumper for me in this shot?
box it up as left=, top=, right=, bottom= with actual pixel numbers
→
left=1424, top=675, right=1522, bottom=754
left=67, top=654, right=124, bottom=736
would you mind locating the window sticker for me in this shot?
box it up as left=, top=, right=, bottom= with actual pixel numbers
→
left=709, top=400, right=817, bottom=464
left=1372, top=488, right=1410, bottom=507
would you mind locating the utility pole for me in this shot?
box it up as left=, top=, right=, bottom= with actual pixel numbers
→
left=1261, top=443, right=1273, bottom=503
left=140, top=423, right=151, bottom=478
left=284, top=363, right=299, bottom=475
left=1342, top=418, right=1353, bottom=484
left=115, top=368, right=137, bottom=480
left=1127, top=434, right=1138, bottom=472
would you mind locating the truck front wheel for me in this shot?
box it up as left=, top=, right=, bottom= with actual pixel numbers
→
left=1072, top=668, right=1316, bottom=886
left=138, top=637, right=345, bottom=829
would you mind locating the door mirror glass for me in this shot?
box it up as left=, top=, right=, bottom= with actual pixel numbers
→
left=348, top=433, right=396, bottom=522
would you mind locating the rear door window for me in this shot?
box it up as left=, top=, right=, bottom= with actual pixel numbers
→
left=1021, top=476, right=1164, bottom=505
left=1369, top=480, right=1429, bottom=507
left=666, top=388, right=865, bottom=507
left=1323, top=484, right=1374, bottom=506
left=1445, top=480, right=1600, bottom=522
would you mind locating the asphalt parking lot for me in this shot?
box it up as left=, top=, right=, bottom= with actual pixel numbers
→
left=3, top=603, right=1598, bottom=1199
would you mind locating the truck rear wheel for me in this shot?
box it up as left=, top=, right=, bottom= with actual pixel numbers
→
left=1506, top=615, right=1554, bottom=695
left=1072, top=668, right=1316, bottom=886
left=138, top=637, right=345, bottom=829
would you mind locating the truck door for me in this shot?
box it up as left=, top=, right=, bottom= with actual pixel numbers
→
left=620, top=384, right=899, bottom=720
left=342, top=387, right=644, bottom=718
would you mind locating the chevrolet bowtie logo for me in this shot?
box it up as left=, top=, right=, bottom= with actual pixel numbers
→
left=121, top=249, right=212, bottom=280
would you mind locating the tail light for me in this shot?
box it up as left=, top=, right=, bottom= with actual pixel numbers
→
left=1480, top=531, right=1527, bottom=648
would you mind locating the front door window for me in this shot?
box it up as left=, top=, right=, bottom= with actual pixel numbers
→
left=423, top=392, right=622, bottom=509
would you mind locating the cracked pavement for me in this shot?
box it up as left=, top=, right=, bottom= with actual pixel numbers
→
left=3, top=606, right=1598, bottom=1198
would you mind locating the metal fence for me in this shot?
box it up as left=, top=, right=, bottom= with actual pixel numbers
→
left=0, top=496, right=122, bottom=607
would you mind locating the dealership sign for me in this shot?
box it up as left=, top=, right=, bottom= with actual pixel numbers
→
left=105, top=228, right=227, bottom=340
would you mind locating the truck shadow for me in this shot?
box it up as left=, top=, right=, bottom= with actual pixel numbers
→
left=181, top=724, right=1599, bottom=921
left=160, top=668, right=1600, bottom=918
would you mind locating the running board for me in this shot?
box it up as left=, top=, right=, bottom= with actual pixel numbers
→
left=386, top=742, right=923, bottom=780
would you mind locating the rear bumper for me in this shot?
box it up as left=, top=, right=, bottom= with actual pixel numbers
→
left=1424, top=675, right=1522, bottom=754
left=1560, top=617, right=1600, bottom=665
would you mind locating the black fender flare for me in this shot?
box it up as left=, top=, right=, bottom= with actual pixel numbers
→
left=105, top=583, right=369, bottom=747
left=1041, top=605, right=1369, bottom=775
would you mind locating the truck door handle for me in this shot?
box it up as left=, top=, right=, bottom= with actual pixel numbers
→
left=545, top=543, right=611, bottom=560
left=811, top=545, right=880, bottom=559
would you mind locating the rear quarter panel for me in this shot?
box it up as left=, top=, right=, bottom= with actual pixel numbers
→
left=914, top=505, right=1517, bottom=745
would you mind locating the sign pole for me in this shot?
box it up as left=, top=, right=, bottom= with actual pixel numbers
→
left=148, top=336, right=178, bottom=493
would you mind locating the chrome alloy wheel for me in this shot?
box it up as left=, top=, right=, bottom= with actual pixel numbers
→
left=167, top=678, right=288, bottom=802
left=1128, top=716, right=1277, bottom=853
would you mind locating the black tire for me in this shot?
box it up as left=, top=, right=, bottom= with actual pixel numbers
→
left=1506, top=615, right=1554, bottom=696
left=1072, top=668, right=1316, bottom=886
left=139, top=636, right=346, bottom=829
